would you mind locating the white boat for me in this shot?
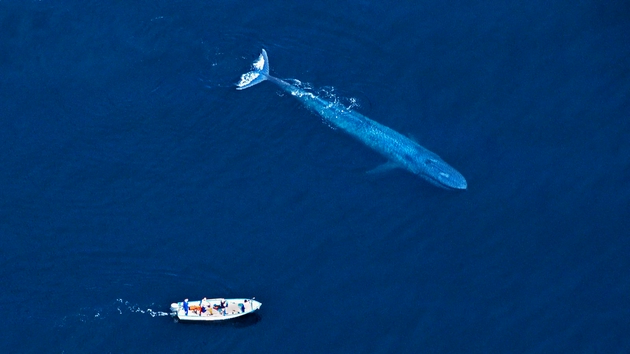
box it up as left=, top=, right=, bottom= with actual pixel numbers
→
left=170, top=297, right=262, bottom=322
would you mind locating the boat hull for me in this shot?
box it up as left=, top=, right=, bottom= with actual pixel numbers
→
left=170, top=298, right=262, bottom=322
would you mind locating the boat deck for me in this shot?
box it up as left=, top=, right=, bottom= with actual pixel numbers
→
left=184, top=302, right=243, bottom=317
left=173, top=298, right=260, bottom=321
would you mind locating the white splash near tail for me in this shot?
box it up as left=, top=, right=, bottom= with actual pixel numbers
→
left=236, top=49, right=270, bottom=90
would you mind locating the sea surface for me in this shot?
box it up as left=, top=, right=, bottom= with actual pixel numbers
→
left=1, top=0, right=629, bottom=353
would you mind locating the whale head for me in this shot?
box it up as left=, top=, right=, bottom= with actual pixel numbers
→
left=404, top=150, right=467, bottom=190
left=421, top=156, right=467, bottom=190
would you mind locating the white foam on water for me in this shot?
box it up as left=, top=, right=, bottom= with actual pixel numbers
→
left=116, top=298, right=169, bottom=317
left=236, top=72, right=260, bottom=88
left=253, top=52, right=266, bottom=71
left=55, top=298, right=171, bottom=327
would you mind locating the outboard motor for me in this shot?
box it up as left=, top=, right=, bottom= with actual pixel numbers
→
left=170, top=303, right=179, bottom=317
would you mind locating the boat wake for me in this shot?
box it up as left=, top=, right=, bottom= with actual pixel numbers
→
left=113, top=298, right=170, bottom=318
left=55, top=299, right=169, bottom=327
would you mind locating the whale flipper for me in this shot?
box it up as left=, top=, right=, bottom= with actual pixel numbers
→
left=236, top=49, right=270, bottom=90
left=367, top=161, right=400, bottom=174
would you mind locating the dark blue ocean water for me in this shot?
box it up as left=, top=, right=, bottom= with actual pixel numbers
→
left=1, top=0, right=629, bottom=353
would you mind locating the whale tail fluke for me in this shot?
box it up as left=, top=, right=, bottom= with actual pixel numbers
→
left=236, top=49, right=269, bottom=90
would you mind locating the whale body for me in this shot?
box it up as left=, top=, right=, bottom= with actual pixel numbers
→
left=237, top=49, right=467, bottom=190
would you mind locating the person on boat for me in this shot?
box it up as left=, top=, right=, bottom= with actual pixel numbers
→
left=183, top=298, right=189, bottom=316
left=220, top=299, right=227, bottom=315
left=200, top=297, right=208, bottom=316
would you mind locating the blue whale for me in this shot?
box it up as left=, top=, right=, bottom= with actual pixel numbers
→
left=237, top=49, right=467, bottom=190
